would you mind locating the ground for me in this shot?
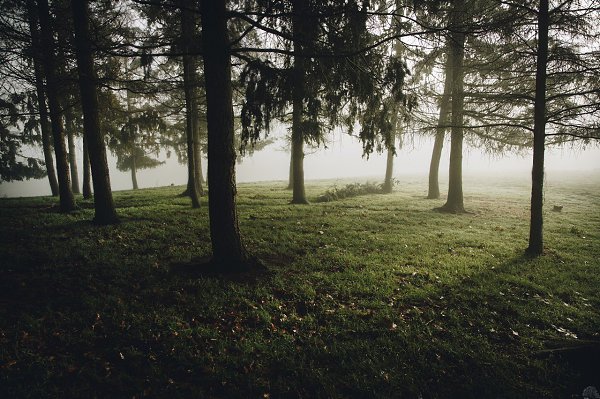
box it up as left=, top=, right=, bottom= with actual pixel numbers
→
left=1, top=172, right=599, bottom=398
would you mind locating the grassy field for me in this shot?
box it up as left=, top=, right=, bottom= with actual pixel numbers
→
left=1, top=172, right=599, bottom=398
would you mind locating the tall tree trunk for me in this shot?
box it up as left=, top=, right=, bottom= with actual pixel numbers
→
left=130, top=152, right=139, bottom=190
left=427, top=48, right=453, bottom=199
left=26, top=3, right=59, bottom=196
left=194, top=138, right=205, bottom=196
left=286, top=147, right=293, bottom=190
left=201, top=0, right=253, bottom=269
left=382, top=136, right=395, bottom=193
left=527, top=0, right=549, bottom=256
left=290, top=0, right=308, bottom=204
left=65, top=111, right=81, bottom=194
left=71, top=0, right=118, bottom=223
left=125, top=89, right=139, bottom=190
left=181, top=0, right=201, bottom=208
left=82, top=136, right=92, bottom=199
left=193, top=112, right=205, bottom=195
left=35, top=0, right=75, bottom=212
left=438, top=0, right=466, bottom=213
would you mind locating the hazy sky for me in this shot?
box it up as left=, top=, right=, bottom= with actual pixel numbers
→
left=1, top=129, right=598, bottom=198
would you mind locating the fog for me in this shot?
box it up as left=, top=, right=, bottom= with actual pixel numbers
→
left=1, top=129, right=599, bottom=198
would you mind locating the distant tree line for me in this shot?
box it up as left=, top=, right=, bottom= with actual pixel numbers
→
left=0, top=0, right=598, bottom=265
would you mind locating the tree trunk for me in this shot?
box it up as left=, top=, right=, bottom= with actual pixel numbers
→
left=427, top=48, right=453, bottom=199
left=181, top=0, right=201, bottom=208
left=438, top=0, right=466, bottom=213
left=290, top=0, right=309, bottom=204
left=130, top=152, right=139, bottom=190
left=125, top=88, right=139, bottom=191
left=71, top=0, right=118, bottom=224
left=193, top=114, right=204, bottom=195
left=197, top=149, right=206, bottom=186
left=527, top=0, right=549, bottom=256
left=35, top=0, right=75, bottom=212
left=382, top=138, right=394, bottom=194
left=201, top=0, right=252, bottom=269
left=82, top=136, right=92, bottom=199
left=26, top=3, right=59, bottom=197
left=286, top=147, right=293, bottom=190
left=66, top=113, right=81, bottom=194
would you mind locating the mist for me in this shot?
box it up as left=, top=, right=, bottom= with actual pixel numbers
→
left=1, top=128, right=598, bottom=198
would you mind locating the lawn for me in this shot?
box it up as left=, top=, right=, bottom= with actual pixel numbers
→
left=1, top=172, right=599, bottom=398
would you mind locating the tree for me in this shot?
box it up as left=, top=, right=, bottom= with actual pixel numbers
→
left=427, top=47, right=452, bottom=199
left=434, top=0, right=467, bottom=213
left=105, top=78, right=166, bottom=191
left=454, top=0, right=599, bottom=253
left=238, top=1, right=409, bottom=204
left=35, top=0, right=75, bottom=211
left=521, top=0, right=599, bottom=254
left=0, top=96, right=46, bottom=182
left=25, top=1, right=59, bottom=196
left=180, top=0, right=202, bottom=207
left=71, top=0, right=119, bottom=224
left=201, top=0, right=254, bottom=270
left=82, top=136, right=92, bottom=198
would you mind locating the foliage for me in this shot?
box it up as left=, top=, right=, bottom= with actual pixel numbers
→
left=0, top=96, right=46, bottom=182
left=237, top=0, right=413, bottom=155
left=1, top=175, right=599, bottom=397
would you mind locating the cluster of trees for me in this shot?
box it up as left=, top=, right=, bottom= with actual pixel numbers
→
left=0, top=0, right=598, bottom=268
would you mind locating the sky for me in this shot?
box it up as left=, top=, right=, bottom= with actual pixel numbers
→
left=1, top=128, right=599, bottom=198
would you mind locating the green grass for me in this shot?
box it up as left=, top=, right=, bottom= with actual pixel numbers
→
left=1, top=172, right=599, bottom=398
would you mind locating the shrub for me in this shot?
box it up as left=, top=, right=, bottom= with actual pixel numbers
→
left=315, top=182, right=385, bottom=202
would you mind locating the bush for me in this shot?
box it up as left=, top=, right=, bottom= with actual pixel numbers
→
left=315, top=182, right=385, bottom=202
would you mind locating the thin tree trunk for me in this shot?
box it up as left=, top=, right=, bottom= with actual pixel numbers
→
left=201, top=0, right=253, bottom=269
left=181, top=0, right=201, bottom=208
left=130, top=152, right=139, bottom=190
left=383, top=0, right=404, bottom=195
left=71, top=0, right=118, bottom=223
left=382, top=138, right=394, bottom=193
left=197, top=151, right=206, bottom=185
left=438, top=0, right=466, bottom=213
left=286, top=147, right=293, bottom=190
left=125, top=89, right=139, bottom=191
left=427, top=48, right=453, bottom=199
left=82, top=136, right=92, bottom=199
left=66, top=113, right=81, bottom=194
left=26, top=3, right=59, bottom=197
left=527, top=0, right=549, bottom=256
left=193, top=115, right=204, bottom=195
left=35, top=0, right=75, bottom=212
left=290, top=0, right=308, bottom=204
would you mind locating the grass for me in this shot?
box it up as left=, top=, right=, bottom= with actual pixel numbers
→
left=1, top=172, right=599, bottom=398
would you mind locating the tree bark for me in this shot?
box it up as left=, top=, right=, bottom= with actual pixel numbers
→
left=181, top=0, right=201, bottom=208
left=201, top=0, right=253, bottom=269
left=286, top=147, right=293, bottom=190
left=290, top=0, right=309, bottom=204
left=382, top=137, right=395, bottom=194
left=438, top=0, right=466, bottom=213
left=193, top=114, right=204, bottom=195
left=527, top=0, right=549, bottom=256
left=82, top=136, right=92, bottom=199
left=71, top=0, right=118, bottom=224
left=130, top=152, right=139, bottom=190
left=427, top=48, right=453, bottom=199
left=26, top=2, right=59, bottom=197
left=36, top=0, right=75, bottom=212
left=65, top=110, right=81, bottom=194
left=125, top=89, right=139, bottom=190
